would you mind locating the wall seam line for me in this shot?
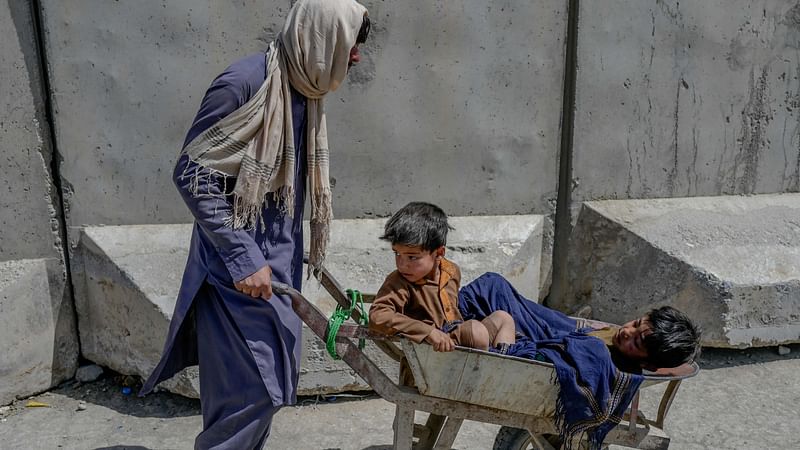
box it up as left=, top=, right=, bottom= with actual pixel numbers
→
left=546, top=0, right=580, bottom=309
left=29, top=0, right=83, bottom=356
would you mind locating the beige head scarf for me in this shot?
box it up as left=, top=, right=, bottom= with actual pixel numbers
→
left=182, top=0, right=368, bottom=275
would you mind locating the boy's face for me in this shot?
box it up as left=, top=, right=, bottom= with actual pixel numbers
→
left=613, top=316, right=652, bottom=362
left=392, top=244, right=444, bottom=283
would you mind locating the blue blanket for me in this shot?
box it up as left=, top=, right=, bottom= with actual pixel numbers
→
left=458, top=273, right=643, bottom=449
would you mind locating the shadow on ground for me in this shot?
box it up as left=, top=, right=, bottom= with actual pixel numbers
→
left=57, top=376, right=199, bottom=419
left=697, top=343, right=800, bottom=369
left=56, top=374, right=382, bottom=421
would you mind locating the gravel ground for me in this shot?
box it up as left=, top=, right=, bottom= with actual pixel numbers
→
left=0, top=344, right=798, bottom=450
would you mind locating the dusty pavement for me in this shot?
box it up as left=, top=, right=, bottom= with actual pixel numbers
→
left=0, top=345, right=798, bottom=450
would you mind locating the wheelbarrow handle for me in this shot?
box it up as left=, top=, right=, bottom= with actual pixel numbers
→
left=270, top=281, right=329, bottom=340
left=271, top=281, right=292, bottom=296
left=271, top=281, right=395, bottom=343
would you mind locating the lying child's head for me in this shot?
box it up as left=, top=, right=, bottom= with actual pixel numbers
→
left=381, top=202, right=453, bottom=283
left=613, top=306, right=701, bottom=369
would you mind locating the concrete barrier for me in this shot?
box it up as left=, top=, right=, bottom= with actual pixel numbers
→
left=71, top=225, right=200, bottom=398
left=0, top=259, right=78, bottom=405
left=73, top=215, right=543, bottom=397
left=0, top=1, right=78, bottom=405
left=559, top=193, right=800, bottom=348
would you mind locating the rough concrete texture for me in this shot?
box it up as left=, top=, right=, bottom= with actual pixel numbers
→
left=36, top=0, right=564, bottom=227
left=0, top=0, right=63, bottom=261
left=0, top=258, right=78, bottom=406
left=572, top=0, right=800, bottom=209
left=0, top=1, right=79, bottom=406
left=74, top=215, right=542, bottom=397
left=561, top=193, right=800, bottom=348
left=1, top=345, right=798, bottom=449
left=325, top=1, right=565, bottom=218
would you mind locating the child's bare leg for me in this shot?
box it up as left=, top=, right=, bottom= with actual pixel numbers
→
left=481, top=310, right=516, bottom=347
left=454, top=320, right=490, bottom=350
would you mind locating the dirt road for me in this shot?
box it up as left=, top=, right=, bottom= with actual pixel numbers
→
left=1, top=345, right=798, bottom=449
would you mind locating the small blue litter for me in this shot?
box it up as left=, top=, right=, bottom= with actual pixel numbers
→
left=121, top=387, right=132, bottom=395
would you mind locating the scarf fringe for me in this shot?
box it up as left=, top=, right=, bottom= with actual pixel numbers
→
left=307, top=188, right=332, bottom=278
left=182, top=152, right=332, bottom=275
left=550, top=369, right=601, bottom=450
left=181, top=156, right=299, bottom=232
left=182, top=155, right=237, bottom=197
left=551, top=372, right=571, bottom=450
left=222, top=185, right=297, bottom=231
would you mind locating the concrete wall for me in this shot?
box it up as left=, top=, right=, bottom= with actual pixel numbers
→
left=325, top=1, right=566, bottom=218
left=571, top=0, right=800, bottom=209
left=4, top=0, right=800, bottom=401
left=37, top=0, right=566, bottom=227
left=0, top=1, right=78, bottom=404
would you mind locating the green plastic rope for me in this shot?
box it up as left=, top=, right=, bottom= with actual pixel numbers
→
left=325, top=289, right=368, bottom=360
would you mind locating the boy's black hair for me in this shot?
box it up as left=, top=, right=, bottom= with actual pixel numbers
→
left=643, top=306, right=702, bottom=368
left=380, top=202, right=453, bottom=252
left=356, top=15, right=371, bottom=45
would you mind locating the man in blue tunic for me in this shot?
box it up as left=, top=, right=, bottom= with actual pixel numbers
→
left=140, top=1, right=371, bottom=448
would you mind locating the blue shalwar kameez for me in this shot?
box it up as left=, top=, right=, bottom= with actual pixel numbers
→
left=140, top=51, right=308, bottom=450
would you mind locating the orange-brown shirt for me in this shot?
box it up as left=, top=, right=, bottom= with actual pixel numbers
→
left=368, top=259, right=462, bottom=343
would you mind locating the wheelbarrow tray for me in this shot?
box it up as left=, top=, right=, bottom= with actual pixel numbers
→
left=273, top=262, right=699, bottom=449
left=404, top=340, right=697, bottom=419
left=404, top=341, right=560, bottom=417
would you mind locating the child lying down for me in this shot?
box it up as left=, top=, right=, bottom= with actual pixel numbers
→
left=368, top=201, right=701, bottom=449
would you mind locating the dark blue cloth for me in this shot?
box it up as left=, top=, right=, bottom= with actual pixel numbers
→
left=140, top=51, right=308, bottom=449
left=458, top=273, right=644, bottom=449
left=194, top=283, right=278, bottom=449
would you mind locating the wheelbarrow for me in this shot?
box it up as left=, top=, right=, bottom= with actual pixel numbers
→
left=272, top=265, right=699, bottom=450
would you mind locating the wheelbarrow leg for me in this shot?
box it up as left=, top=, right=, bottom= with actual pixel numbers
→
left=394, top=405, right=415, bottom=450
left=432, top=416, right=463, bottom=450
left=416, top=414, right=446, bottom=449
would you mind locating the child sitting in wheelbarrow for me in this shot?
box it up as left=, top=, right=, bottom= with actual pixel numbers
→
left=368, top=201, right=702, bottom=449
left=368, top=202, right=518, bottom=354
left=369, top=201, right=701, bottom=372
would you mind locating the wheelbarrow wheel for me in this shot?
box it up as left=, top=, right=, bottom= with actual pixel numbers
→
left=493, top=427, right=561, bottom=450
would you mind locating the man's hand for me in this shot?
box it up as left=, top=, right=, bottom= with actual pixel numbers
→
left=235, top=265, right=273, bottom=300
left=425, top=329, right=455, bottom=352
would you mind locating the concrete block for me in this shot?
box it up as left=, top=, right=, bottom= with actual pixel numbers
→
left=73, top=225, right=200, bottom=398
left=74, top=215, right=542, bottom=397
left=1, top=0, right=78, bottom=406
left=0, top=258, right=78, bottom=405
left=560, top=193, right=800, bottom=348
left=572, top=1, right=800, bottom=209
left=302, top=215, right=544, bottom=301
